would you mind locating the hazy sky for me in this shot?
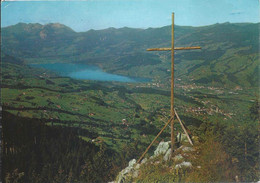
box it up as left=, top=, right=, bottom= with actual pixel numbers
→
left=1, top=0, right=259, bottom=32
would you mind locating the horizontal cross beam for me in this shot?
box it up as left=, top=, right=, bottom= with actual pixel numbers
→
left=147, top=46, right=201, bottom=51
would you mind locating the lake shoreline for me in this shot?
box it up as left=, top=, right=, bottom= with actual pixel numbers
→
left=30, top=63, right=151, bottom=83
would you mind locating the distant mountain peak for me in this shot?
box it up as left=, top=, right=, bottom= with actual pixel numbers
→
left=3, top=22, right=75, bottom=33
left=43, top=23, right=73, bottom=30
left=42, top=23, right=75, bottom=33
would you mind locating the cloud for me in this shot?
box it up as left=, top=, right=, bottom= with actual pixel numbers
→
left=230, top=10, right=244, bottom=15
left=4, top=4, right=10, bottom=8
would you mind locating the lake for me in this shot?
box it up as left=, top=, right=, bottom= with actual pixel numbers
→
left=30, top=63, right=150, bottom=82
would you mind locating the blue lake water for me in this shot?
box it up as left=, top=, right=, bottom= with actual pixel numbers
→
left=30, top=63, right=150, bottom=83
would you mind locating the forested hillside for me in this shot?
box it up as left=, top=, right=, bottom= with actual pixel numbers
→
left=2, top=111, right=127, bottom=182
left=2, top=22, right=259, bottom=87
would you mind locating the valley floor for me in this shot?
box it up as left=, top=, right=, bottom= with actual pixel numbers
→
left=1, top=62, right=259, bottom=182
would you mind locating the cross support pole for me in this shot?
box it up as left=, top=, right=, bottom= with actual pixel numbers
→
left=137, top=116, right=174, bottom=164
left=174, top=109, right=193, bottom=146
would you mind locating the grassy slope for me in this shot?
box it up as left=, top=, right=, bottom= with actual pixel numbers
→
left=2, top=57, right=257, bottom=153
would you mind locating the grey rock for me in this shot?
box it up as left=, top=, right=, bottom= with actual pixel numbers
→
left=141, top=158, right=147, bottom=164
left=177, top=133, right=189, bottom=143
left=173, top=154, right=183, bottom=162
left=182, top=146, right=194, bottom=152
left=154, top=141, right=170, bottom=157
left=163, top=148, right=171, bottom=161
left=177, top=133, right=182, bottom=143
left=117, top=159, right=136, bottom=183
left=154, top=161, right=160, bottom=164
left=128, top=159, right=136, bottom=167
left=175, top=161, right=192, bottom=169
left=117, top=173, right=124, bottom=183
left=122, top=160, right=135, bottom=174
left=133, top=170, right=139, bottom=178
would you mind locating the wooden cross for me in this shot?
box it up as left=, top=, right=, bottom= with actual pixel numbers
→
left=137, top=13, right=201, bottom=163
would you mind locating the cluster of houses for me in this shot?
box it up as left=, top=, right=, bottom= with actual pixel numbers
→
left=38, top=72, right=50, bottom=78
left=180, top=105, right=234, bottom=119
left=176, top=83, right=225, bottom=92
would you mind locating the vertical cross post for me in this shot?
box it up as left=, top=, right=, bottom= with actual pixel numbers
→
left=170, top=12, right=175, bottom=156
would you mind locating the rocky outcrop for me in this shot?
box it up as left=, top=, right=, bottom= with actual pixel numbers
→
left=115, top=159, right=138, bottom=183
left=113, top=135, right=195, bottom=183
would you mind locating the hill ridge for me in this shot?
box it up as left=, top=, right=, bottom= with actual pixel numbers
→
left=2, top=22, right=259, bottom=88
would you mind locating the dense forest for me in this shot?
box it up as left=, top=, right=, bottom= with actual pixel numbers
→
left=2, top=111, right=137, bottom=183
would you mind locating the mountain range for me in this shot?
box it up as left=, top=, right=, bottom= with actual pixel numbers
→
left=2, top=22, right=259, bottom=87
